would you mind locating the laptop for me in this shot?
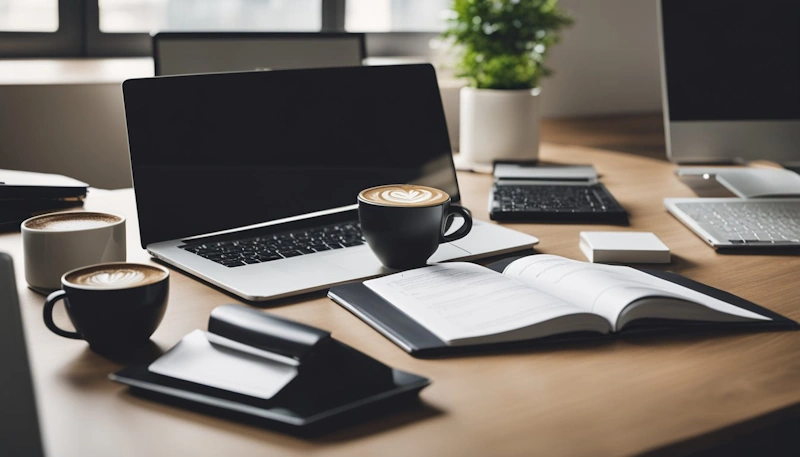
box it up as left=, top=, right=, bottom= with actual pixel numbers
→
left=153, top=32, right=365, bottom=76
left=0, top=253, right=46, bottom=457
left=122, top=64, right=538, bottom=301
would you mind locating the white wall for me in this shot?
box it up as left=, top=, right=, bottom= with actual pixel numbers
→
left=541, top=0, right=662, bottom=117
left=0, top=83, right=133, bottom=189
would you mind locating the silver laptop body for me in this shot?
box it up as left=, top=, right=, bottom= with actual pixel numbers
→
left=665, top=198, right=800, bottom=249
left=657, top=0, right=800, bottom=166
left=123, top=65, right=538, bottom=302
left=148, top=218, right=537, bottom=301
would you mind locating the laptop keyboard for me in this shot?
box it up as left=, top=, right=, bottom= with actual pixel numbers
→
left=180, top=221, right=366, bottom=267
left=675, top=201, right=800, bottom=244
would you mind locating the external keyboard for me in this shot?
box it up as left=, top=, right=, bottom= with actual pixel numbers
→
left=674, top=200, right=800, bottom=245
left=180, top=221, right=366, bottom=267
left=490, top=183, right=628, bottom=223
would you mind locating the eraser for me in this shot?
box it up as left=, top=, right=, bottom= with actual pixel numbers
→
left=579, top=231, right=670, bottom=264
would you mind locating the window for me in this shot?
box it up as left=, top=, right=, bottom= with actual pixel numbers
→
left=0, top=1, right=81, bottom=57
left=99, top=0, right=322, bottom=33
left=0, top=0, right=446, bottom=58
left=346, top=0, right=449, bottom=32
left=0, top=0, right=58, bottom=32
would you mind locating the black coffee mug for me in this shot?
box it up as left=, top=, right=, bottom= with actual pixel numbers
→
left=43, top=262, right=169, bottom=352
left=358, top=184, right=473, bottom=269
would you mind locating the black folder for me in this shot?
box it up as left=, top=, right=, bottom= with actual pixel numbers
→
left=0, top=169, right=88, bottom=230
left=327, top=257, right=799, bottom=358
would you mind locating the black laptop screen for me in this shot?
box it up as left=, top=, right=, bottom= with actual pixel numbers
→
left=123, top=64, right=459, bottom=247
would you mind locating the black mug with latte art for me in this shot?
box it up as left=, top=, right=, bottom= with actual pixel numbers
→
left=43, top=262, right=169, bottom=352
left=358, top=184, right=473, bottom=269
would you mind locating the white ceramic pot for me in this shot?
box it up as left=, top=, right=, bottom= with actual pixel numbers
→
left=459, top=87, right=541, bottom=164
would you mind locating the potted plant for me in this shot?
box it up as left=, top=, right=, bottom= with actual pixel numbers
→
left=444, top=0, right=572, bottom=164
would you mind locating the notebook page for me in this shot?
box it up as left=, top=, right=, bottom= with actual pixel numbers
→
left=363, top=262, right=588, bottom=343
left=503, top=255, right=770, bottom=329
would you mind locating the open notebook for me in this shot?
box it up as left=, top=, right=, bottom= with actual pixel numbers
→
left=329, top=255, right=797, bottom=356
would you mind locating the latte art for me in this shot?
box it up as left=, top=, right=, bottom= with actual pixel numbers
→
left=82, top=269, right=146, bottom=287
left=65, top=263, right=167, bottom=289
left=382, top=188, right=434, bottom=204
left=359, top=185, right=449, bottom=207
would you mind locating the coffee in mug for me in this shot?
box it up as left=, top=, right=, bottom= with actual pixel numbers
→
left=66, top=264, right=165, bottom=288
left=43, top=263, right=169, bottom=352
left=22, top=211, right=126, bottom=292
left=359, top=185, right=451, bottom=207
left=23, top=212, right=122, bottom=231
left=358, top=184, right=473, bottom=269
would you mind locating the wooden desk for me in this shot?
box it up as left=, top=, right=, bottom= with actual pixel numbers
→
left=3, top=117, right=799, bottom=457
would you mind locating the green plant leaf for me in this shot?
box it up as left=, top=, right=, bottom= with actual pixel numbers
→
left=443, top=0, right=573, bottom=90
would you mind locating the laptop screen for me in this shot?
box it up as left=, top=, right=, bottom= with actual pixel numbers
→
left=123, top=64, right=459, bottom=247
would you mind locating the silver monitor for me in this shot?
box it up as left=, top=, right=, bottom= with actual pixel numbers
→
left=153, top=32, right=365, bottom=76
left=658, top=0, right=800, bottom=165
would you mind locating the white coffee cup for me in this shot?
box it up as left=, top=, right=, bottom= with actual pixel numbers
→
left=22, top=211, right=126, bottom=292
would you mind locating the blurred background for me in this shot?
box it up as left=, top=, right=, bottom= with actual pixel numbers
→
left=0, top=0, right=661, bottom=188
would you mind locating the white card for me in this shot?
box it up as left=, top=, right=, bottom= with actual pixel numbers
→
left=149, top=330, right=298, bottom=400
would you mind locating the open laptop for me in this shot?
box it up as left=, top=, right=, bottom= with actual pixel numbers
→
left=0, top=254, right=46, bottom=457
left=123, top=64, right=538, bottom=301
left=153, top=32, right=365, bottom=76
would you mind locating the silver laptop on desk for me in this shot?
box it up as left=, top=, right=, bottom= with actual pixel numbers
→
left=122, top=65, right=538, bottom=301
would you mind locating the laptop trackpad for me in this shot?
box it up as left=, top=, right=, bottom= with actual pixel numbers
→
left=430, top=243, right=471, bottom=262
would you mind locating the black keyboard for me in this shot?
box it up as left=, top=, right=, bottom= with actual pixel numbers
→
left=490, top=183, right=628, bottom=223
left=180, top=221, right=366, bottom=268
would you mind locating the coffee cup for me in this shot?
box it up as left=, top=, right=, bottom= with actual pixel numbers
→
left=358, top=184, right=473, bottom=269
left=43, top=262, right=169, bottom=352
left=22, top=211, right=126, bottom=292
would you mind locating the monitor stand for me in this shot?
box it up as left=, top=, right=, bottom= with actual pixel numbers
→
left=676, top=167, right=800, bottom=198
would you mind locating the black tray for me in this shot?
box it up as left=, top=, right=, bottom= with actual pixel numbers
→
left=110, top=365, right=430, bottom=435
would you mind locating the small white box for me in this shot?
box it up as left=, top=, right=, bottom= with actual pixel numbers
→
left=579, top=231, right=670, bottom=264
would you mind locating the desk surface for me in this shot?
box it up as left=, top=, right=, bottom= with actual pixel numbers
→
left=3, top=116, right=799, bottom=457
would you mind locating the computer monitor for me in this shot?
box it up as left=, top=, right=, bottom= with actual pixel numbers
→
left=658, top=0, right=800, bottom=165
left=153, top=32, right=366, bottom=76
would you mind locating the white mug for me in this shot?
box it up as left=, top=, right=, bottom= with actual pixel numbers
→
left=22, top=211, right=126, bottom=292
